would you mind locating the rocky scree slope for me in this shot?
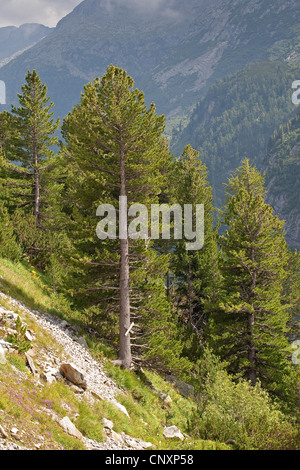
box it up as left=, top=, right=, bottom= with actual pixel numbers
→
left=0, top=291, right=155, bottom=450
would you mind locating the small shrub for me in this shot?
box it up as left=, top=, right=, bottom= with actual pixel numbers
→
left=6, top=316, right=31, bottom=353
left=192, top=367, right=300, bottom=450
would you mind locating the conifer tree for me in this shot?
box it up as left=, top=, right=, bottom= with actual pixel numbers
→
left=60, top=65, right=187, bottom=371
left=0, top=199, right=22, bottom=262
left=171, top=145, right=219, bottom=344
left=0, top=70, right=59, bottom=228
left=209, top=159, right=298, bottom=404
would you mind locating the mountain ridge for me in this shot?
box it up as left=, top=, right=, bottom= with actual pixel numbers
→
left=1, top=0, right=300, bottom=119
left=0, top=23, right=53, bottom=64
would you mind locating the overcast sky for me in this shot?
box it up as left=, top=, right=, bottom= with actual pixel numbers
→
left=0, top=0, right=82, bottom=28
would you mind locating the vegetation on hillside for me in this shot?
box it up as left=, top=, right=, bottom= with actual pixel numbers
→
left=171, top=62, right=300, bottom=207
left=0, top=66, right=299, bottom=450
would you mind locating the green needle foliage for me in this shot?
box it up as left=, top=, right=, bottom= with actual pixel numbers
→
left=209, top=159, right=299, bottom=407
left=0, top=70, right=60, bottom=267
left=59, top=65, right=188, bottom=372
left=170, top=145, right=220, bottom=352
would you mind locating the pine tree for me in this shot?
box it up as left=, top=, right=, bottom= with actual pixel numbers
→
left=60, top=65, right=187, bottom=371
left=209, top=159, right=298, bottom=404
left=0, top=70, right=59, bottom=228
left=0, top=71, right=60, bottom=267
left=0, top=199, right=22, bottom=262
left=171, top=145, right=219, bottom=345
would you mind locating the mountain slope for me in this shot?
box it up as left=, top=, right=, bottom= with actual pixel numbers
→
left=266, top=109, right=300, bottom=250
left=0, top=257, right=227, bottom=451
left=1, top=0, right=300, bottom=119
left=171, top=61, right=300, bottom=207
left=0, top=24, right=53, bottom=66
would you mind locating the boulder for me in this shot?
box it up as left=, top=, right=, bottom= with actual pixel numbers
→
left=0, top=344, right=6, bottom=364
left=25, top=352, right=38, bottom=377
left=24, top=330, right=33, bottom=342
left=163, top=425, right=185, bottom=441
left=110, top=399, right=129, bottom=417
left=102, top=418, right=114, bottom=430
left=165, top=375, right=195, bottom=399
left=26, top=348, right=36, bottom=357
left=59, top=417, right=82, bottom=440
left=76, top=337, right=89, bottom=349
left=0, top=339, right=14, bottom=349
left=0, top=424, right=8, bottom=438
left=110, top=430, right=124, bottom=445
left=141, top=441, right=153, bottom=449
left=68, top=383, right=85, bottom=394
left=162, top=394, right=172, bottom=404
left=40, top=371, right=56, bottom=385
left=59, top=363, right=87, bottom=390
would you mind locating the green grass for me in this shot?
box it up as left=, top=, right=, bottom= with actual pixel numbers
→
left=0, top=256, right=229, bottom=450
left=103, top=362, right=228, bottom=450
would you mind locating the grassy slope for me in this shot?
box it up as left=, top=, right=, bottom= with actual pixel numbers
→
left=0, top=257, right=228, bottom=450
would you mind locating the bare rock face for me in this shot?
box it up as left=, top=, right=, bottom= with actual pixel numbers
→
left=59, top=363, right=87, bottom=390
left=76, top=337, right=89, bottom=349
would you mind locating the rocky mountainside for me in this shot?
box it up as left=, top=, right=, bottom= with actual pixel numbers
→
left=265, top=109, right=300, bottom=250
left=0, top=24, right=53, bottom=67
left=1, top=0, right=300, bottom=119
left=0, top=291, right=151, bottom=450
left=171, top=59, right=300, bottom=248
left=0, top=280, right=224, bottom=451
left=171, top=62, right=300, bottom=202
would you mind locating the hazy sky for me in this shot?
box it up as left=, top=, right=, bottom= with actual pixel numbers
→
left=0, top=1, right=181, bottom=28
left=0, top=0, right=82, bottom=28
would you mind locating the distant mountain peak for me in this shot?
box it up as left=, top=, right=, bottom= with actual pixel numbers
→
left=0, top=23, right=53, bottom=63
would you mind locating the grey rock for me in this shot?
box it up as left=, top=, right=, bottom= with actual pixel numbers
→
left=59, top=417, right=82, bottom=440
left=110, top=399, right=129, bottom=417
left=59, top=362, right=87, bottom=390
left=76, top=336, right=89, bottom=349
left=0, top=339, right=13, bottom=349
left=102, top=418, right=114, bottom=430
left=40, top=371, right=56, bottom=385
left=0, top=424, right=8, bottom=438
left=0, top=344, right=6, bottom=364
left=25, top=352, right=38, bottom=377
left=165, top=375, right=195, bottom=399
left=163, top=425, right=185, bottom=441
left=24, top=330, right=33, bottom=342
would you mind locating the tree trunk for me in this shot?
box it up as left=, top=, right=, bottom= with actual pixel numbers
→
left=248, top=253, right=257, bottom=386
left=118, top=148, right=132, bottom=369
left=247, top=311, right=256, bottom=386
left=34, top=169, right=40, bottom=227
left=33, top=107, right=39, bottom=227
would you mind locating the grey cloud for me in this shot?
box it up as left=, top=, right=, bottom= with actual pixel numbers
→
left=0, top=0, right=181, bottom=28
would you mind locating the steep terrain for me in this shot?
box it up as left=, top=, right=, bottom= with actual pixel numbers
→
left=1, top=0, right=300, bottom=119
left=265, top=109, right=300, bottom=250
left=171, top=62, right=300, bottom=205
left=0, top=258, right=226, bottom=451
left=0, top=24, right=53, bottom=67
